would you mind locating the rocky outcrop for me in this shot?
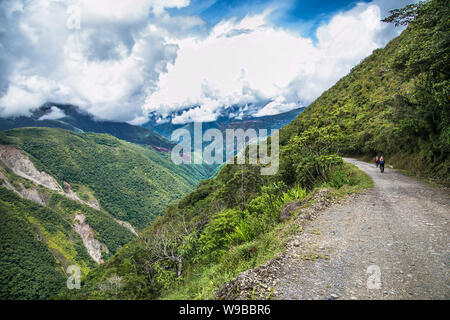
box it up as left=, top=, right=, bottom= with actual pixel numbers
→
left=280, top=200, right=301, bottom=222
left=0, top=144, right=61, bottom=192
left=215, top=255, right=284, bottom=300
left=18, top=184, right=46, bottom=205
left=0, top=169, right=46, bottom=205
left=114, top=218, right=138, bottom=236
left=73, top=214, right=109, bottom=264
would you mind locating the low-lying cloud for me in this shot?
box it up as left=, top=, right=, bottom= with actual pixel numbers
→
left=38, top=106, right=66, bottom=120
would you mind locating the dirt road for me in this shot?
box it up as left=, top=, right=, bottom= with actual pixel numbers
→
left=274, top=158, right=449, bottom=300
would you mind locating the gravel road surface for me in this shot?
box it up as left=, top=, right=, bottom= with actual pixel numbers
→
left=275, top=158, right=449, bottom=300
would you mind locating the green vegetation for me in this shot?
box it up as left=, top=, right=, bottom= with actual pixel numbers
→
left=0, top=127, right=215, bottom=299
left=0, top=127, right=214, bottom=229
left=0, top=201, right=65, bottom=300
left=0, top=166, right=138, bottom=299
left=58, top=0, right=448, bottom=300
left=0, top=187, right=87, bottom=300
left=59, top=158, right=368, bottom=300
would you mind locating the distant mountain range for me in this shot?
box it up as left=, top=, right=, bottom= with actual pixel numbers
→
left=0, top=104, right=305, bottom=151
left=0, top=103, right=174, bottom=149
left=143, top=107, right=306, bottom=140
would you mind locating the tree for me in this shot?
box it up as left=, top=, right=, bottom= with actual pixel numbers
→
left=381, top=2, right=426, bottom=26
left=280, top=125, right=346, bottom=188
left=142, top=213, right=194, bottom=278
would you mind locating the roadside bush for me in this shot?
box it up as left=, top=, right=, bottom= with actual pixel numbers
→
left=327, top=166, right=351, bottom=189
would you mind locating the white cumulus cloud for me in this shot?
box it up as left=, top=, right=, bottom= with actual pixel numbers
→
left=144, top=1, right=406, bottom=122
left=0, top=0, right=194, bottom=121
left=0, top=0, right=412, bottom=123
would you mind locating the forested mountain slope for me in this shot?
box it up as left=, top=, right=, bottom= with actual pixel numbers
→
left=0, top=127, right=217, bottom=299
left=0, top=153, right=136, bottom=299
left=0, top=186, right=135, bottom=299
left=0, top=127, right=213, bottom=229
left=281, top=0, right=449, bottom=185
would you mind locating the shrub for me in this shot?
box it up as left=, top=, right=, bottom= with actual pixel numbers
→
left=328, top=167, right=351, bottom=189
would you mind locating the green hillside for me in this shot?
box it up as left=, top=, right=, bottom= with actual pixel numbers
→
left=60, top=0, right=449, bottom=300
left=282, top=0, right=449, bottom=185
left=0, top=186, right=136, bottom=300
left=0, top=127, right=214, bottom=229
left=0, top=188, right=68, bottom=300
left=0, top=127, right=217, bottom=299
left=0, top=152, right=137, bottom=299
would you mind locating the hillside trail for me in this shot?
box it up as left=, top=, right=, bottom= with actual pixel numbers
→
left=274, top=158, right=449, bottom=300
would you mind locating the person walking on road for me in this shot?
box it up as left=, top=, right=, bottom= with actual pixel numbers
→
left=379, top=156, right=385, bottom=173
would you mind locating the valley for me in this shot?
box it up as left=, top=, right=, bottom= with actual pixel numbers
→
left=0, top=0, right=448, bottom=302
left=0, top=127, right=216, bottom=299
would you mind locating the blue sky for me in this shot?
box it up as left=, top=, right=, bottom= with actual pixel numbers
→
left=170, top=0, right=373, bottom=38
left=0, top=0, right=415, bottom=123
